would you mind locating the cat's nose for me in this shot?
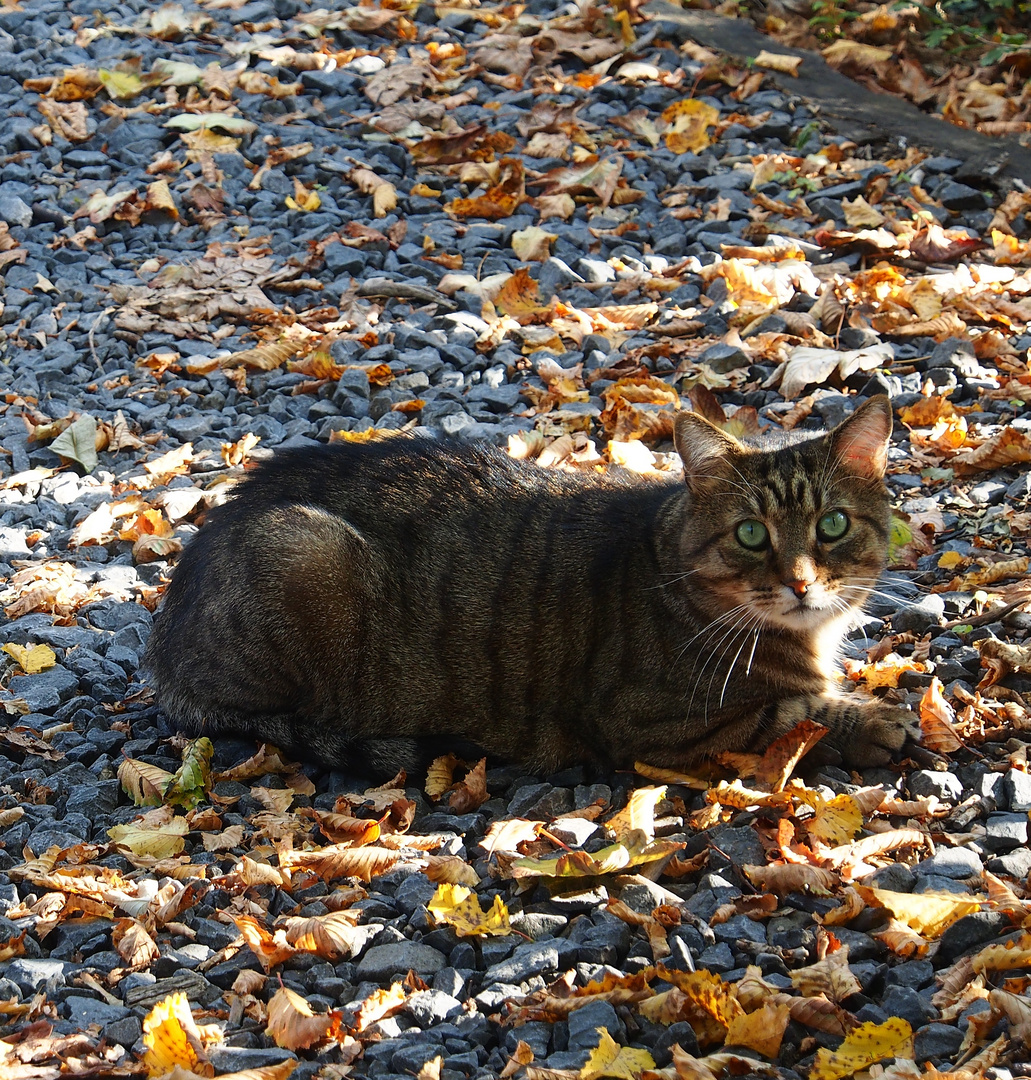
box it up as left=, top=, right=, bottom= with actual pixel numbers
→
left=787, top=579, right=810, bottom=598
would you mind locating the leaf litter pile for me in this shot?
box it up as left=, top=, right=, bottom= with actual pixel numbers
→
left=0, top=0, right=1030, bottom=1079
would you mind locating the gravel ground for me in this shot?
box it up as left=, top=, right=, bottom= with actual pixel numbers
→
left=0, top=1, right=1030, bottom=1078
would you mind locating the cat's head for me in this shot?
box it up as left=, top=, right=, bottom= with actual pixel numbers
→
left=672, top=396, right=893, bottom=634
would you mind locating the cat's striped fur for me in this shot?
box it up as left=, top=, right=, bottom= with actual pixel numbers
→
left=145, top=395, right=917, bottom=776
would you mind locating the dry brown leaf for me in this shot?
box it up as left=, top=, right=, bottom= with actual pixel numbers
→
left=281, top=910, right=364, bottom=960
left=755, top=719, right=830, bottom=792
left=742, top=863, right=837, bottom=896
left=265, top=985, right=339, bottom=1050
left=790, top=947, right=862, bottom=1002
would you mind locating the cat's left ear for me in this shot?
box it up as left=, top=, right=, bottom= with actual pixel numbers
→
left=830, top=395, right=892, bottom=480
left=674, top=411, right=744, bottom=493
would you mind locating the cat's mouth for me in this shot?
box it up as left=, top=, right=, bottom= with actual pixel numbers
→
left=769, top=589, right=840, bottom=630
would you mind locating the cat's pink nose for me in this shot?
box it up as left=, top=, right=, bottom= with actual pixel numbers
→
left=788, top=580, right=809, bottom=598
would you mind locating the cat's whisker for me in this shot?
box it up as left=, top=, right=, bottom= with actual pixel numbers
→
left=682, top=606, right=758, bottom=720
left=702, top=611, right=763, bottom=720
left=744, top=624, right=761, bottom=678
left=718, top=619, right=763, bottom=710
left=645, top=569, right=702, bottom=590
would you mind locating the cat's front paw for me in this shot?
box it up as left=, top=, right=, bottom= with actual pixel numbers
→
left=835, top=703, right=921, bottom=768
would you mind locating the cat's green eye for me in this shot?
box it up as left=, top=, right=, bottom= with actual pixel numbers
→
left=735, top=520, right=769, bottom=550
left=817, top=510, right=850, bottom=542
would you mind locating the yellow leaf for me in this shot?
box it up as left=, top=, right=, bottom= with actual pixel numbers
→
left=660, top=99, right=719, bottom=155
left=937, top=550, right=965, bottom=570
left=108, top=817, right=189, bottom=859
left=285, top=177, right=321, bottom=212
left=118, top=757, right=174, bottom=806
left=425, top=754, right=458, bottom=800
left=580, top=1027, right=655, bottom=1080
left=724, top=1001, right=790, bottom=1058
left=145, top=179, right=178, bottom=219
left=805, top=793, right=863, bottom=846
left=810, top=1017, right=914, bottom=1080
left=638, top=967, right=742, bottom=1047
left=141, top=991, right=213, bottom=1078
left=98, top=67, right=143, bottom=99
left=427, top=883, right=512, bottom=937
left=351, top=980, right=408, bottom=1033
left=854, top=886, right=981, bottom=938
left=605, top=786, right=666, bottom=843
left=511, top=225, right=556, bottom=262
left=510, top=835, right=683, bottom=880
left=1, top=643, right=56, bottom=674
left=842, top=195, right=885, bottom=228
left=972, top=931, right=1031, bottom=975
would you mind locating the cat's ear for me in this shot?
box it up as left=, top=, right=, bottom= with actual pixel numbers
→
left=830, top=395, right=892, bottom=480
left=674, top=411, right=743, bottom=492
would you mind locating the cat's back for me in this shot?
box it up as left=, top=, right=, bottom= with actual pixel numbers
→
left=212, top=435, right=634, bottom=531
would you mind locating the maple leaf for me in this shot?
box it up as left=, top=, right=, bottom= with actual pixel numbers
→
left=580, top=1028, right=655, bottom=1079
left=428, top=883, right=512, bottom=937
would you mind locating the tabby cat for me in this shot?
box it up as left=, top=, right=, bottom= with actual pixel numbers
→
left=144, top=394, right=918, bottom=776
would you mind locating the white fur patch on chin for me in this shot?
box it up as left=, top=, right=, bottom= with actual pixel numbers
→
left=769, top=605, right=837, bottom=632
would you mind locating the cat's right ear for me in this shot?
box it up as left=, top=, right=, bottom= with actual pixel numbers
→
left=830, top=394, right=893, bottom=480
left=674, top=411, right=743, bottom=493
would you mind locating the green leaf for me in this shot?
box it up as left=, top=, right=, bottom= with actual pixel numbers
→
left=50, top=414, right=98, bottom=473
left=163, top=736, right=213, bottom=809
left=888, top=514, right=912, bottom=562
left=98, top=68, right=143, bottom=99
left=163, top=113, right=257, bottom=134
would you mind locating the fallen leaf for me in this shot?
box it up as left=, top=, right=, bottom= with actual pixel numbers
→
left=755, top=719, right=829, bottom=792
left=753, top=51, right=802, bottom=76
left=1, top=643, right=56, bottom=674
left=427, top=883, right=512, bottom=937
left=581, top=1027, right=655, bottom=1079
left=660, top=99, right=720, bottom=154
left=512, top=225, right=556, bottom=261
left=108, top=816, right=189, bottom=860
left=742, top=863, right=838, bottom=896
left=724, top=1000, right=790, bottom=1058
left=265, top=985, right=339, bottom=1050
left=810, top=1017, right=914, bottom=1080
left=50, top=413, right=98, bottom=472
left=854, top=886, right=980, bottom=937
left=141, top=991, right=213, bottom=1078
